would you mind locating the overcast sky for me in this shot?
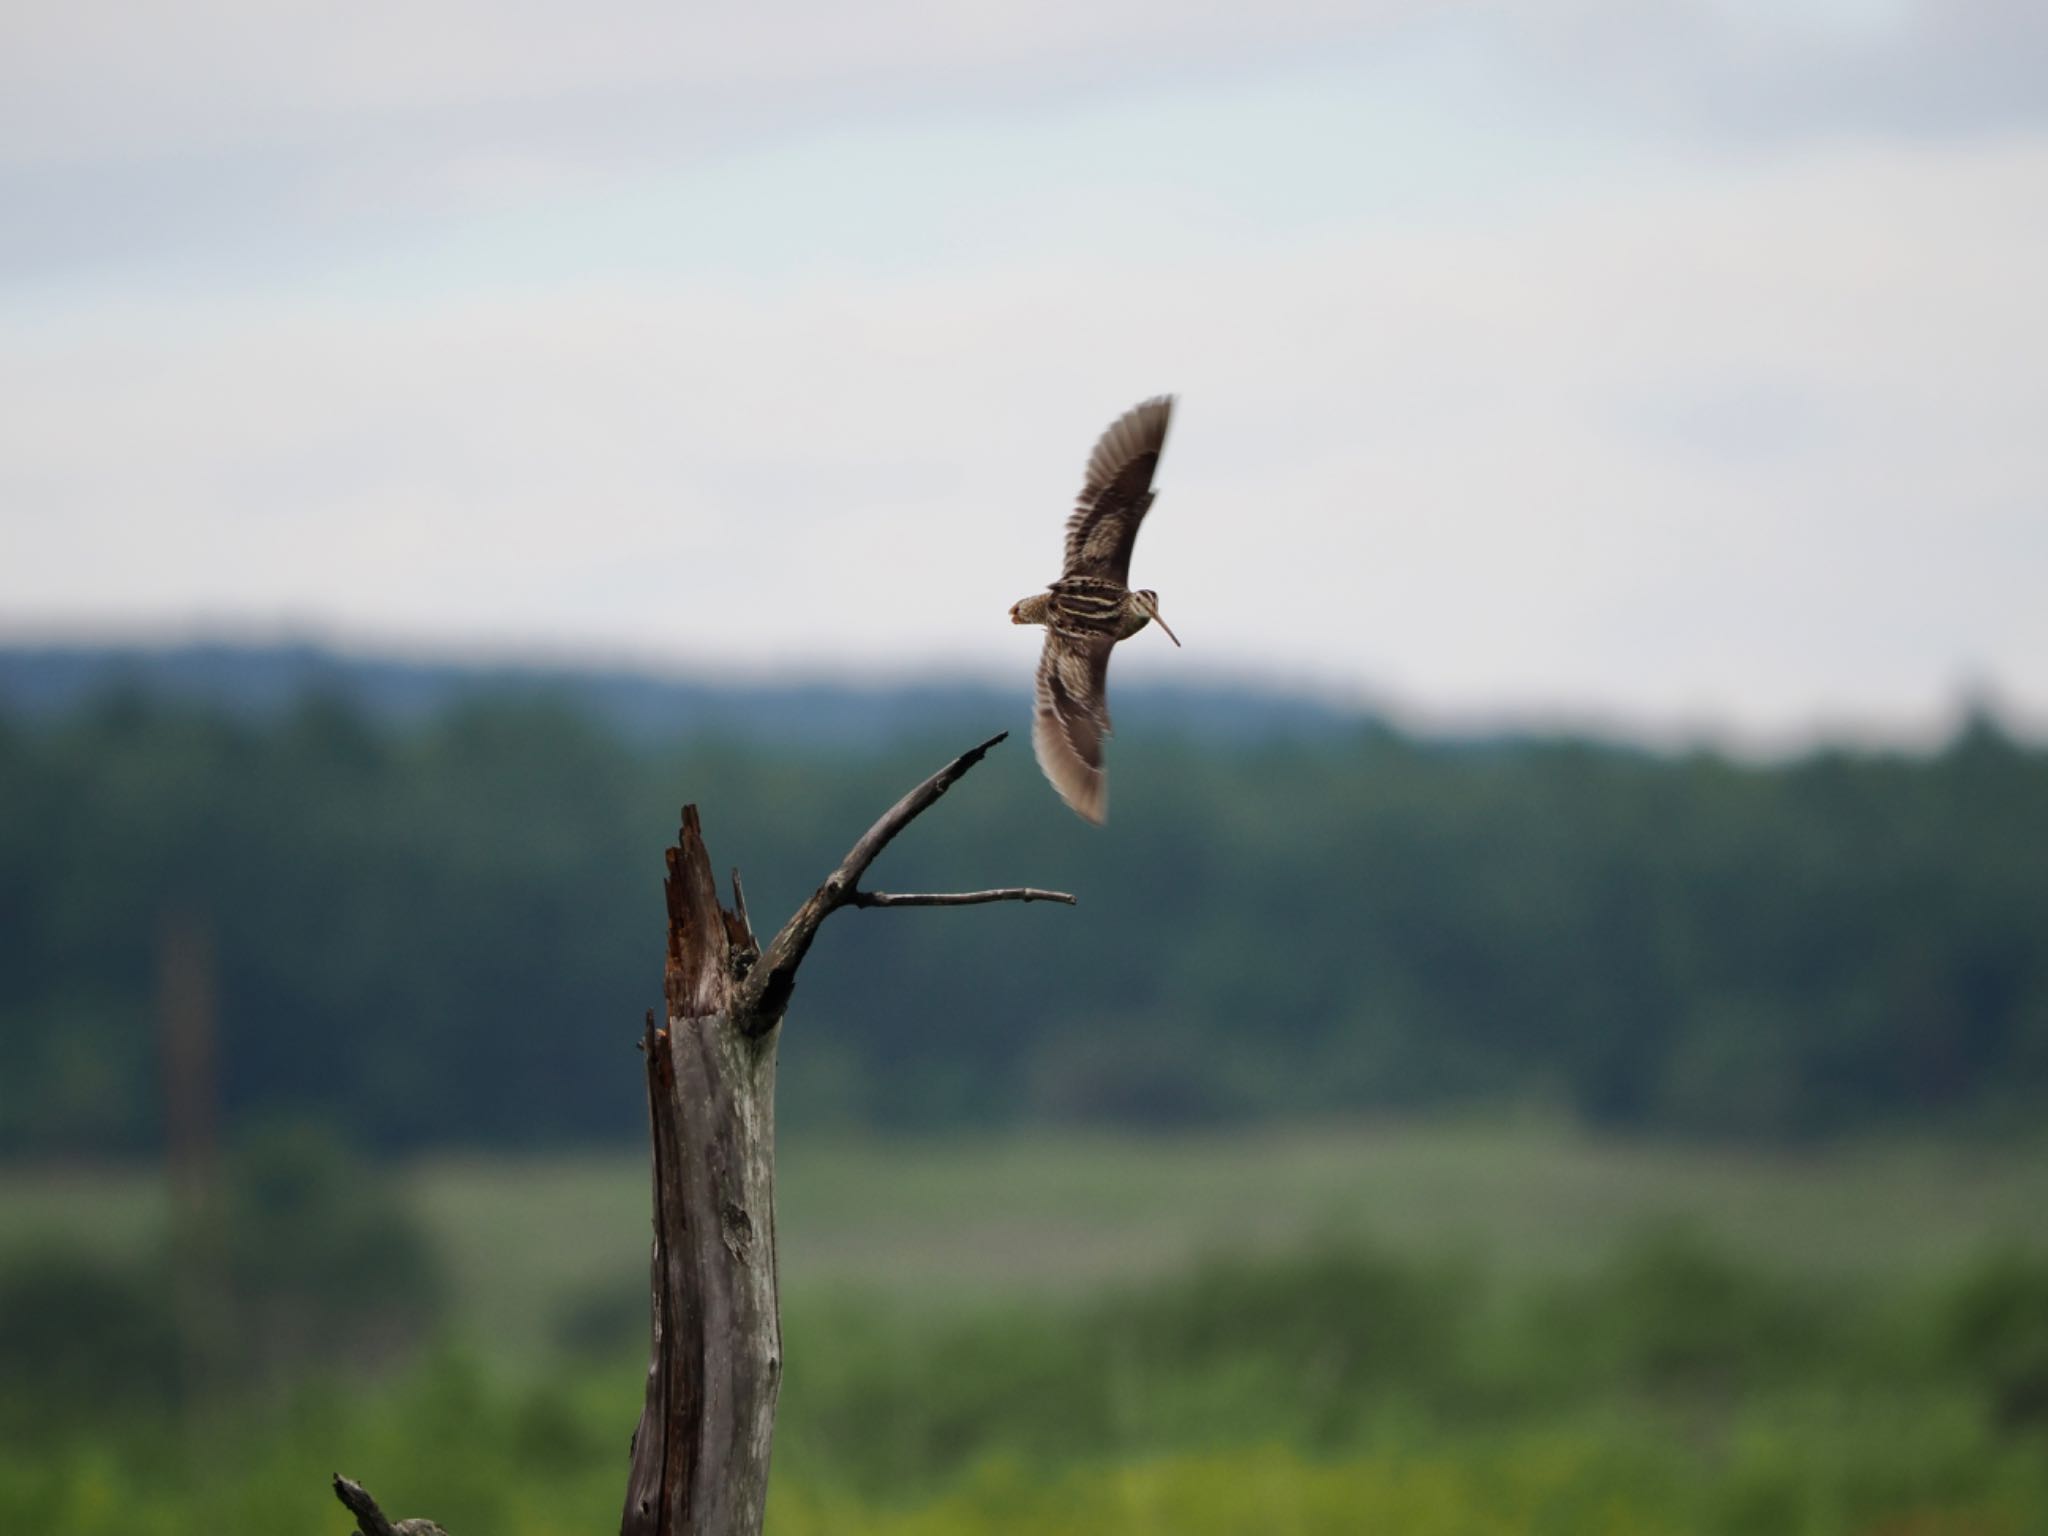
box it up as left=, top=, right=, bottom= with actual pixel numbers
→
left=3, top=1, right=2044, bottom=746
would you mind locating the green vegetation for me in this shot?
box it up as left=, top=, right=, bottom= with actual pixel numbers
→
left=12, top=1126, right=2044, bottom=1355
left=0, top=1126, right=441, bottom=1435
left=4, top=690, right=2047, bottom=1154
left=4, top=1131, right=2046, bottom=1534
left=6, top=671, right=2046, bottom=1527
left=3, top=1229, right=2046, bottom=1535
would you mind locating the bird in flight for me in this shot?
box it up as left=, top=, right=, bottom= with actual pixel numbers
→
left=1010, top=394, right=1180, bottom=824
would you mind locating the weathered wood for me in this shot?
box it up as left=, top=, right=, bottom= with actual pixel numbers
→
left=325, top=734, right=1069, bottom=1536
left=739, top=731, right=1027, bottom=1028
left=331, top=1475, right=447, bottom=1536
left=621, top=812, right=783, bottom=1535
left=623, top=735, right=1071, bottom=1535
left=849, top=887, right=1076, bottom=908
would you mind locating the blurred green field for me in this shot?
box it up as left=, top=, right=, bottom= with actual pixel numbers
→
left=5, top=1123, right=2047, bottom=1535
left=11, top=1378, right=2045, bottom=1536
left=416, top=1121, right=2048, bottom=1363
left=12, top=1120, right=2048, bottom=1356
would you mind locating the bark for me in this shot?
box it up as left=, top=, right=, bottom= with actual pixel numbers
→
left=619, top=808, right=780, bottom=1536
left=334, top=732, right=1068, bottom=1536
left=331, top=1475, right=447, bottom=1536
left=623, top=733, right=1070, bottom=1535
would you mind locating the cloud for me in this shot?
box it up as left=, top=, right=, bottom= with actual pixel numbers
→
left=1504, top=0, right=2048, bottom=141
left=0, top=0, right=1429, bottom=278
left=5, top=2, right=2039, bottom=169
left=5, top=131, right=2044, bottom=742
left=0, top=1, right=1428, bottom=163
left=4, top=3, right=2045, bottom=279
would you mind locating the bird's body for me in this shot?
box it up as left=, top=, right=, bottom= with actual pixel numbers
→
left=1010, top=395, right=1179, bottom=824
left=1012, top=578, right=1159, bottom=642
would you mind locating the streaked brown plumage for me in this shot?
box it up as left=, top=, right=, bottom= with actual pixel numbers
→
left=1010, top=395, right=1180, bottom=824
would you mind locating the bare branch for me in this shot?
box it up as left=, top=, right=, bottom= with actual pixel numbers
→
left=738, top=731, right=1057, bottom=1026
left=836, top=729, right=1010, bottom=887
left=327, top=729, right=1081, bottom=1534
left=850, top=888, right=1076, bottom=908
left=332, top=1475, right=447, bottom=1536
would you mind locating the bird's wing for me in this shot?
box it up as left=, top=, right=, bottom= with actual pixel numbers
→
left=1061, top=395, right=1173, bottom=585
left=1031, top=627, right=1116, bottom=824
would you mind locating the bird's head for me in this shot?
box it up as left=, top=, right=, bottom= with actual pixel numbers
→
left=1010, top=593, right=1052, bottom=627
left=1133, top=590, right=1181, bottom=647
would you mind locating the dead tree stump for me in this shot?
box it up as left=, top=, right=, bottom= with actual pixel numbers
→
left=617, top=802, right=778, bottom=1535
left=336, top=730, right=1071, bottom=1536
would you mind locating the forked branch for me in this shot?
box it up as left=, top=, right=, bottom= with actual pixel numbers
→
left=736, top=731, right=1072, bottom=1027
left=330, top=731, right=1071, bottom=1536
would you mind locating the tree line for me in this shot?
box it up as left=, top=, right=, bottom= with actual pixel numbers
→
left=2, top=684, right=2044, bottom=1153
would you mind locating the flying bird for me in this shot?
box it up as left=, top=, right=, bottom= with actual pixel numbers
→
left=1010, top=394, right=1180, bottom=824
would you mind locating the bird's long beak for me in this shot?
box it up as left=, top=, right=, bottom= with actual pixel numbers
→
left=1152, top=609, right=1182, bottom=647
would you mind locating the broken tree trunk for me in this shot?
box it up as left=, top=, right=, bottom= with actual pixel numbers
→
left=335, top=730, right=1070, bottom=1536
left=621, top=730, right=1070, bottom=1535
left=616, top=802, right=778, bottom=1536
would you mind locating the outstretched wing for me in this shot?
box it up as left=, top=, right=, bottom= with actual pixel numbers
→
left=1031, top=627, right=1116, bottom=824
left=1061, top=395, right=1173, bottom=585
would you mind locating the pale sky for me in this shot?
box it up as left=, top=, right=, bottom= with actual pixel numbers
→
left=3, top=1, right=2045, bottom=747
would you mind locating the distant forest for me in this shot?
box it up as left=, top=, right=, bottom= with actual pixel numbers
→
left=3, top=647, right=2045, bottom=1154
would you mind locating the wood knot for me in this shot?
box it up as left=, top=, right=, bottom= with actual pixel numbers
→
left=720, top=1200, right=755, bottom=1260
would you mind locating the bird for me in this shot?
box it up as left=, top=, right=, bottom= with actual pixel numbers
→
left=1010, top=394, right=1180, bottom=824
